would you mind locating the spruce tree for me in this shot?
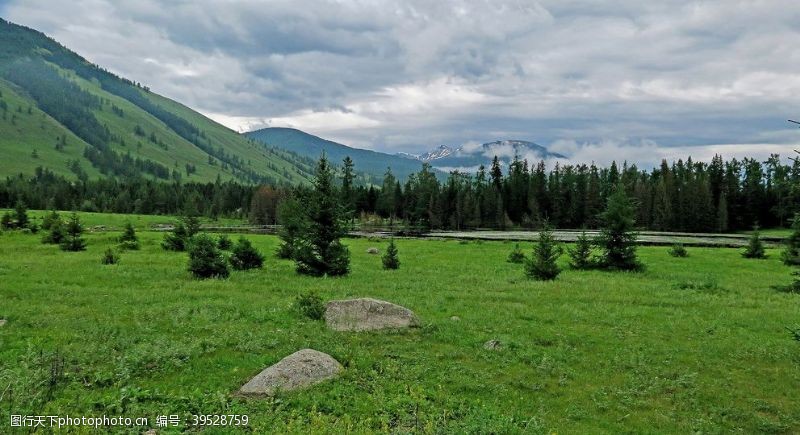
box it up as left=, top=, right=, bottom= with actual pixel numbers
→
left=187, top=234, right=229, bottom=279
left=119, top=222, right=140, bottom=250
left=293, top=155, right=351, bottom=276
left=507, top=243, right=525, bottom=263
left=101, top=248, right=120, bottom=265
left=60, top=213, right=86, bottom=251
left=162, top=220, right=189, bottom=251
left=42, top=218, right=66, bottom=245
left=524, top=223, right=562, bottom=280
left=742, top=225, right=766, bottom=259
left=276, top=195, right=308, bottom=259
left=669, top=243, right=688, bottom=257
left=217, top=234, right=233, bottom=251
left=14, top=200, right=28, bottom=229
left=382, top=238, right=400, bottom=270
left=568, top=231, right=593, bottom=269
left=781, top=214, right=800, bottom=266
left=41, top=209, right=60, bottom=230
left=597, top=186, right=641, bottom=271
left=229, top=237, right=265, bottom=270
left=1, top=212, right=13, bottom=230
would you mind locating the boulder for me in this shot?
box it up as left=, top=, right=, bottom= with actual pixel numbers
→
left=450, top=316, right=461, bottom=322
left=0, top=319, right=5, bottom=327
left=325, top=298, right=419, bottom=331
left=239, top=349, right=342, bottom=396
left=366, top=247, right=380, bottom=254
left=483, top=339, right=501, bottom=350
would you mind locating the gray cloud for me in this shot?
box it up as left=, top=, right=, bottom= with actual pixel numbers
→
left=3, top=0, right=800, bottom=162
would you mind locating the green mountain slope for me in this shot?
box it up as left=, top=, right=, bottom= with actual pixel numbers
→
left=0, top=18, right=313, bottom=184
left=246, top=127, right=430, bottom=180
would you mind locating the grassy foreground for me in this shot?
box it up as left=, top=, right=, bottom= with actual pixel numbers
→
left=0, top=222, right=798, bottom=433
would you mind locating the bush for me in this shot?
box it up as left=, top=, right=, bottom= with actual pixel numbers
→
left=742, top=226, right=766, bottom=259
left=42, top=218, right=66, bottom=245
left=187, top=234, right=229, bottom=279
left=507, top=243, right=525, bottom=263
left=568, top=231, right=594, bottom=269
left=101, top=248, right=120, bottom=265
left=296, top=292, right=325, bottom=320
left=382, top=238, right=400, bottom=269
left=217, top=234, right=233, bottom=250
left=0, top=212, right=13, bottom=230
left=59, top=213, right=86, bottom=252
left=524, top=224, right=562, bottom=280
left=669, top=243, right=688, bottom=257
left=119, top=222, right=140, bottom=250
left=229, top=237, right=264, bottom=270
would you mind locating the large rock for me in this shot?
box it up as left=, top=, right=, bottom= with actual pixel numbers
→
left=366, top=247, right=380, bottom=254
left=238, top=349, right=342, bottom=396
left=325, top=298, right=420, bottom=331
left=0, top=319, right=6, bottom=327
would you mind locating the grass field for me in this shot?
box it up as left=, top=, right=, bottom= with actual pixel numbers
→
left=0, top=218, right=799, bottom=433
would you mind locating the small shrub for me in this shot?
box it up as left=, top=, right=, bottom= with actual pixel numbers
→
left=524, top=224, right=562, bottom=280
left=382, top=238, right=400, bottom=270
left=781, top=214, right=800, bottom=266
left=788, top=326, right=800, bottom=342
left=669, top=243, right=688, bottom=257
left=229, top=237, right=264, bottom=270
left=507, top=243, right=525, bottom=263
left=296, top=292, right=325, bottom=320
left=59, top=213, right=86, bottom=252
left=119, top=222, right=140, bottom=250
left=187, top=234, right=229, bottom=279
left=217, top=234, right=233, bottom=250
left=742, top=226, right=766, bottom=259
left=1, top=212, right=13, bottom=230
left=101, top=248, right=120, bottom=265
left=568, top=231, right=594, bottom=269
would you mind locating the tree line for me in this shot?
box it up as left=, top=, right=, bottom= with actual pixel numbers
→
left=1, top=152, right=796, bottom=233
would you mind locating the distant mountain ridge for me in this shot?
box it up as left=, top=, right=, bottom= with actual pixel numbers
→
left=404, top=140, right=566, bottom=170
left=245, top=127, right=430, bottom=180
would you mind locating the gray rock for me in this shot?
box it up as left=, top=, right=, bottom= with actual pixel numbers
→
left=450, top=316, right=461, bottom=322
left=239, top=349, right=342, bottom=396
left=325, top=298, right=420, bottom=331
left=0, top=319, right=6, bottom=327
left=483, top=339, right=501, bottom=350
left=366, top=247, right=380, bottom=254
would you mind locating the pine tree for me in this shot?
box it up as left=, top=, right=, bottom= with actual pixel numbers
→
left=568, top=231, right=594, bottom=269
left=229, top=237, right=265, bottom=270
left=119, top=222, right=140, bottom=250
left=597, top=186, right=642, bottom=271
left=293, top=155, right=351, bottom=276
left=41, top=209, right=60, bottom=230
left=217, top=234, right=233, bottom=250
left=187, top=234, right=229, bottom=279
left=781, top=214, right=800, bottom=266
left=42, top=218, right=66, bottom=245
left=382, top=238, right=400, bottom=270
left=507, top=243, right=525, bottom=263
left=14, top=200, right=28, bottom=229
left=524, top=223, right=562, bottom=280
left=60, top=213, right=86, bottom=251
left=276, top=195, right=308, bottom=259
left=1, top=212, right=13, bottom=230
left=742, top=225, right=766, bottom=259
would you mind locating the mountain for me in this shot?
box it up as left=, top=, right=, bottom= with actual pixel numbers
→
left=245, top=127, right=429, bottom=180
left=410, top=140, right=566, bottom=170
left=0, top=19, right=314, bottom=184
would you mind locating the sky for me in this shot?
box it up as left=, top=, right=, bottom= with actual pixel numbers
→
left=3, top=0, right=800, bottom=166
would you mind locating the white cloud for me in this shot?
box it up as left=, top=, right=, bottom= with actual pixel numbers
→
left=4, top=0, right=800, bottom=156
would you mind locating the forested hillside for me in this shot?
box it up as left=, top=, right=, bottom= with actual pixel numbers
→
left=0, top=19, right=315, bottom=184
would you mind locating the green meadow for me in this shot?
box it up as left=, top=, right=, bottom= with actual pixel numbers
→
left=0, top=215, right=798, bottom=433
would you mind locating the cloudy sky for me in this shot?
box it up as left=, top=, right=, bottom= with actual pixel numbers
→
left=3, top=0, right=799, bottom=165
